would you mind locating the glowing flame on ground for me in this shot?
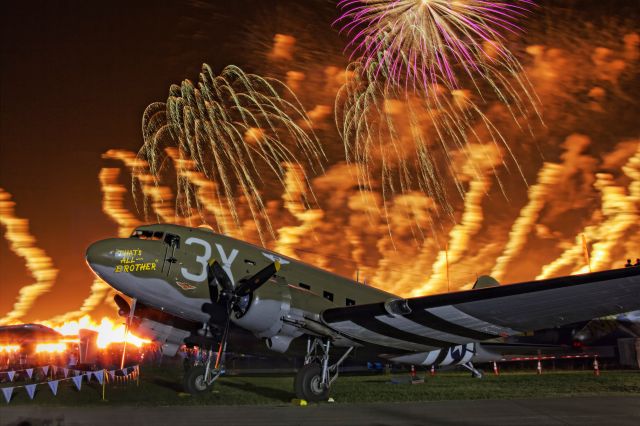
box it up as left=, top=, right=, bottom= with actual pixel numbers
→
left=45, top=316, right=150, bottom=349
left=0, top=345, right=20, bottom=353
left=35, top=342, right=68, bottom=353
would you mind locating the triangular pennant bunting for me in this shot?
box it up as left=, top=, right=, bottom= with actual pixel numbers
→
left=72, top=374, right=83, bottom=391
left=94, top=370, right=104, bottom=385
left=25, top=384, right=37, bottom=400
left=41, top=365, right=49, bottom=376
left=1, top=387, right=13, bottom=403
left=63, top=368, right=69, bottom=378
left=7, top=371, right=15, bottom=382
left=87, top=371, right=93, bottom=382
left=52, top=366, right=58, bottom=375
left=108, top=370, right=115, bottom=380
left=26, top=368, right=34, bottom=379
left=48, top=380, right=59, bottom=396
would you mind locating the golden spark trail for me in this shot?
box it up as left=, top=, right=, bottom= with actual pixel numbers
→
left=0, top=188, right=58, bottom=325
left=490, top=163, right=564, bottom=281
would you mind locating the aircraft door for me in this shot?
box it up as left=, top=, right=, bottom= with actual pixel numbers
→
left=161, top=233, right=180, bottom=276
left=163, top=234, right=213, bottom=286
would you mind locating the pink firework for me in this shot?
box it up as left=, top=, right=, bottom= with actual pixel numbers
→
left=336, top=0, right=536, bottom=89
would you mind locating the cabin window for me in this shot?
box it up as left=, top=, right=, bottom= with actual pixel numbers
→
left=164, top=233, right=180, bottom=248
left=346, top=298, right=356, bottom=306
left=299, top=283, right=311, bottom=291
left=323, top=291, right=334, bottom=302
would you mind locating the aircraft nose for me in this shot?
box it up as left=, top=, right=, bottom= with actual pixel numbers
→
left=85, top=238, right=119, bottom=271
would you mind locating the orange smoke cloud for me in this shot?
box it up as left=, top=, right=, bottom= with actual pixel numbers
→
left=490, top=163, right=564, bottom=282
left=47, top=166, right=142, bottom=323
left=270, top=34, right=296, bottom=61
left=0, top=188, right=58, bottom=325
left=537, top=145, right=639, bottom=279
left=103, top=149, right=176, bottom=224
left=412, top=144, right=503, bottom=296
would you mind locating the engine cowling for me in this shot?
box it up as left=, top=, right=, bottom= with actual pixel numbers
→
left=232, top=276, right=291, bottom=338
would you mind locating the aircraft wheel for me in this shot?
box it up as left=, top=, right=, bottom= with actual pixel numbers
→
left=294, top=363, right=329, bottom=402
left=183, top=366, right=212, bottom=394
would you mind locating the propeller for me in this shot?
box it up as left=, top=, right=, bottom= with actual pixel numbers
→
left=202, top=259, right=280, bottom=367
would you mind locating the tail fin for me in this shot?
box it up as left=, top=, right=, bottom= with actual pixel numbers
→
left=473, top=275, right=500, bottom=290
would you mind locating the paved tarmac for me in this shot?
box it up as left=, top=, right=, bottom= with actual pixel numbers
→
left=1, top=396, right=639, bottom=426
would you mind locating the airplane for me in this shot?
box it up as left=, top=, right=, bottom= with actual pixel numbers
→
left=85, top=223, right=640, bottom=401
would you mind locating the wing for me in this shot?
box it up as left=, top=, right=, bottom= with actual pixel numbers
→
left=321, top=267, right=640, bottom=352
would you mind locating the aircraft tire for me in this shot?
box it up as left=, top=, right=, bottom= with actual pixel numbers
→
left=183, top=366, right=212, bottom=394
left=294, top=363, right=329, bottom=402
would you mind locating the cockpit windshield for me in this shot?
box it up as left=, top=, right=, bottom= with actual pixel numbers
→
left=130, top=229, right=164, bottom=241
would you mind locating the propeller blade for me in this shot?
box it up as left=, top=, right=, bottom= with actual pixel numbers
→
left=114, top=294, right=130, bottom=317
left=235, top=261, right=280, bottom=297
left=209, top=260, right=234, bottom=293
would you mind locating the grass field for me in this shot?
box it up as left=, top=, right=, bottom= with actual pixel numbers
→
left=2, top=366, right=639, bottom=406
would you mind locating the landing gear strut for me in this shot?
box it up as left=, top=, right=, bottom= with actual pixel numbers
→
left=462, top=361, right=483, bottom=379
left=183, top=336, right=225, bottom=394
left=294, top=337, right=353, bottom=402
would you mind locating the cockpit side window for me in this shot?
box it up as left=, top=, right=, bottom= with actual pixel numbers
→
left=131, top=230, right=152, bottom=239
left=131, top=230, right=164, bottom=241
left=164, top=233, right=180, bottom=248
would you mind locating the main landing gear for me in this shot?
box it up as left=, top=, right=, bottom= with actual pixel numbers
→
left=183, top=341, right=225, bottom=394
left=294, top=337, right=353, bottom=402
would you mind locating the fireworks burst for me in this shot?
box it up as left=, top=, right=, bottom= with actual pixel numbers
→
left=138, top=64, right=326, bottom=244
left=336, top=0, right=536, bottom=91
left=334, top=1, right=542, bottom=238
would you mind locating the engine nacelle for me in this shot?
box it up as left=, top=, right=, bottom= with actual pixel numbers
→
left=136, top=318, right=191, bottom=357
left=265, top=334, right=295, bottom=353
left=232, top=276, right=291, bottom=338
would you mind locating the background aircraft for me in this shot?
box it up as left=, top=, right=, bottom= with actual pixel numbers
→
left=86, top=223, right=640, bottom=401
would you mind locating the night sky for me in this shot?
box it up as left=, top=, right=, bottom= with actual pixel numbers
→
left=1, top=1, right=638, bottom=322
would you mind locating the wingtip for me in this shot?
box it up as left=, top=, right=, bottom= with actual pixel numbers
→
left=275, top=260, right=281, bottom=272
